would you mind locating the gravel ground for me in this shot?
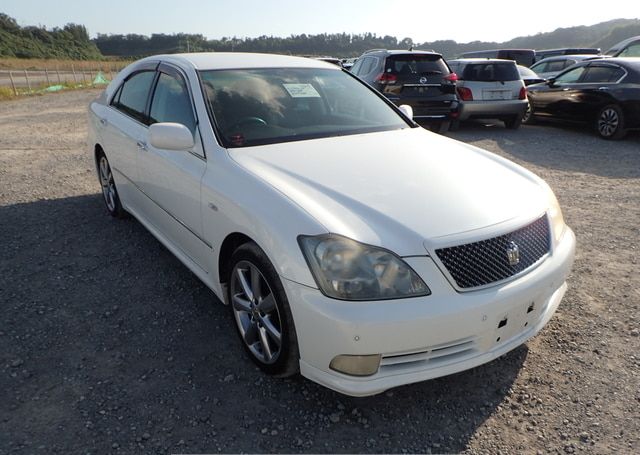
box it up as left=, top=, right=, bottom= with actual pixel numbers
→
left=1, top=89, right=638, bottom=454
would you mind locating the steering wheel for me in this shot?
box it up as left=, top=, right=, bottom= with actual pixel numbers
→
left=230, top=116, right=268, bottom=129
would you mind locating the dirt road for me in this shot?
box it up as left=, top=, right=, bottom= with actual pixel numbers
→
left=0, top=90, right=638, bottom=454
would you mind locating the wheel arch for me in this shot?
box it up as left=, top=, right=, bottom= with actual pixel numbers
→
left=93, top=143, right=105, bottom=173
left=218, top=232, right=255, bottom=293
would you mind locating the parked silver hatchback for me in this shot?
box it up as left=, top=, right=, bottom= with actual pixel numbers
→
left=447, top=58, right=528, bottom=130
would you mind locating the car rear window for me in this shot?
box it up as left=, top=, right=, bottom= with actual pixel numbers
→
left=384, top=55, right=450, bottom=76
left=462, top=63, right=520, bottom=81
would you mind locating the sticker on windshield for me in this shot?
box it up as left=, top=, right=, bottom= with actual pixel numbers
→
left=282, top=83, right=321, bottom=98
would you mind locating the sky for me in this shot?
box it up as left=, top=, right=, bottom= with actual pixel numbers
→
left=2, top=0, right=639, bottom=44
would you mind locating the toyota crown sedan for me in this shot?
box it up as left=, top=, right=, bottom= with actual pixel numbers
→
left=88, top=53, right=575, bottom=396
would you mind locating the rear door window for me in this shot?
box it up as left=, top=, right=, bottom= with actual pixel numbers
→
left=581, top=65, right=625, bottom=83
left=358, top=57, right=379, bottom=78
left=546, top=60, right=568, bottom=73
left=350, top=58, right=364, bottom=75
left=112, top=71, right=156, bottom=123
left=462, top=63, right=519, bottom=81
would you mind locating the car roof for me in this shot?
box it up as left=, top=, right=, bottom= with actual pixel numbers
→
left=533, top=54, right=603, bottom=64
left=448, top=58, right=516, bottom=63
left=595, top=57, right=640, bottom=70
left=568, top=57, right=640, bottom=66
left=606, top=35, right=640, bottom=54
left=364, top=49, right=443, bottom=57
left=134, top=52, right=340, bottom=71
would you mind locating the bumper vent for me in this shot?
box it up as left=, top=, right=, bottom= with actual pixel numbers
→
left=435, top=214, right=550, bottom=289
left=380, top=337, right=477, bottom=372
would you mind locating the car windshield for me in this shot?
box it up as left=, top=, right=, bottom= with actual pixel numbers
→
left=199, top=68, right=409, bottom=148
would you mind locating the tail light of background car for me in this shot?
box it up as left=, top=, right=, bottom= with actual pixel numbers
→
left=444, top=73, right=458, bottom=82
left=457, top=87, right=473, bottom=101
left=519, top=86, right=527, bottom=100
left=375, top=73, right=398, bottom=85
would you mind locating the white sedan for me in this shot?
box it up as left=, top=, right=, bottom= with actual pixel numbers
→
left=88, top=52, right=575, bottom=396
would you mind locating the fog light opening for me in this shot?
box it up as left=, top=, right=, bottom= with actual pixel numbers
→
left=329, top=354, right=381, bottom=377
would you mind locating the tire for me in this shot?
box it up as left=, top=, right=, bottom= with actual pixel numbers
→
left=522, top=103, right=535, bottom=125
left=596, top=104, right=627, bottom=140
left=429, top=120, right=450, bottom=134
left=449, top=119, right=460, bottom=131
left=227, top=242, right=299, bottom=377
left=96, top=151, right=127, bottom=218
left=504, top=114, right=523, bottom=130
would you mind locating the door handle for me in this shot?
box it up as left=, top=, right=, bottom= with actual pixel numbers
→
left=136, top=141, right=148, bottom=151
left=598, top=86, right=609, bottom=91
left=561, top=88, right=570, bottom=91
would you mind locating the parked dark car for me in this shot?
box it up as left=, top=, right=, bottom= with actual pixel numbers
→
left=350, top=49, right=458, bottom=133
left=530, top=55, right=605, bottom=80
left=534, top=47, right=600, bottom=62
left=459, top=49, right=536, bottom=67
left=606, top=36, right=640, bottom=57
left=524, top=58, right=640, bottom=139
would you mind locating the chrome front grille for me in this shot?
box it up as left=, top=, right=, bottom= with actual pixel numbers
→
left=435, top=214, right=550, bottom=289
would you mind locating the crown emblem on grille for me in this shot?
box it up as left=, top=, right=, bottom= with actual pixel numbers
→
left=506, top=241, right=520, bottom=266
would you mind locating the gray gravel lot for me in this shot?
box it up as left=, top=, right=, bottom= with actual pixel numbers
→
left=1, top=89, right=639, bottom=454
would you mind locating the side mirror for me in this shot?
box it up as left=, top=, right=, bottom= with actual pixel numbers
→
left=398, top=104, right=414, bottom=119
left=546, top=78, right=556, bottom=87
left=148, top=123, right=194, bottom=151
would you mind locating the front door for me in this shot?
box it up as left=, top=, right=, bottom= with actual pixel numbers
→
left=135, top=65, right=210, bottom=272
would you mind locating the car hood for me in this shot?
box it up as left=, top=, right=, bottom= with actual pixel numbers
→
left=228, top=128, right=548, bottom=256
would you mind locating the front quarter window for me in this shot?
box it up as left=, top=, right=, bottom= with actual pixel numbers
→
left=200, top=68, right=409, bottom=148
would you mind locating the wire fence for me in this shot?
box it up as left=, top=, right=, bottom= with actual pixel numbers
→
left=0, top=64, right=127, bottom=96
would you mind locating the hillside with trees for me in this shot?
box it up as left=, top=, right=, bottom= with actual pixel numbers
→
left=0, top=12, right=638, bottom=61
left=0, top=13, right=102, bottom=59
left=93, top=18, right=640, bottom=58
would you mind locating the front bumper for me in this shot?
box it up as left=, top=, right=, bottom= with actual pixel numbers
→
left=283, top=227, right=575, bottom=396
left=458, top=99, right=528, bottom=121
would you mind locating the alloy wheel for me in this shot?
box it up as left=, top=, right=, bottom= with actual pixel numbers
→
left=99, top=156, right=117, bottom=212
left=230, top=260, right=283, bottom=364
left=598, top=108, right=619, bottom=138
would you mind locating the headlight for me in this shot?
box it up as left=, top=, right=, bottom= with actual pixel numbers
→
left=546, top=186, right=565, bottom=244
left=298, top=234, right=430, bottom=300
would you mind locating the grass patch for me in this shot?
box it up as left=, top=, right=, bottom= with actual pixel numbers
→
left=0, top=80, right=106, bottom=101
left=0, top=57, right=130, bottom=72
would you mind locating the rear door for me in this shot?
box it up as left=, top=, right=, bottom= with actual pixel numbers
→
left=101, top=65, right=158, bottom=210
left=136, top=63, right=210, bottom=272
left=568, top=63, right=627, bottom=121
